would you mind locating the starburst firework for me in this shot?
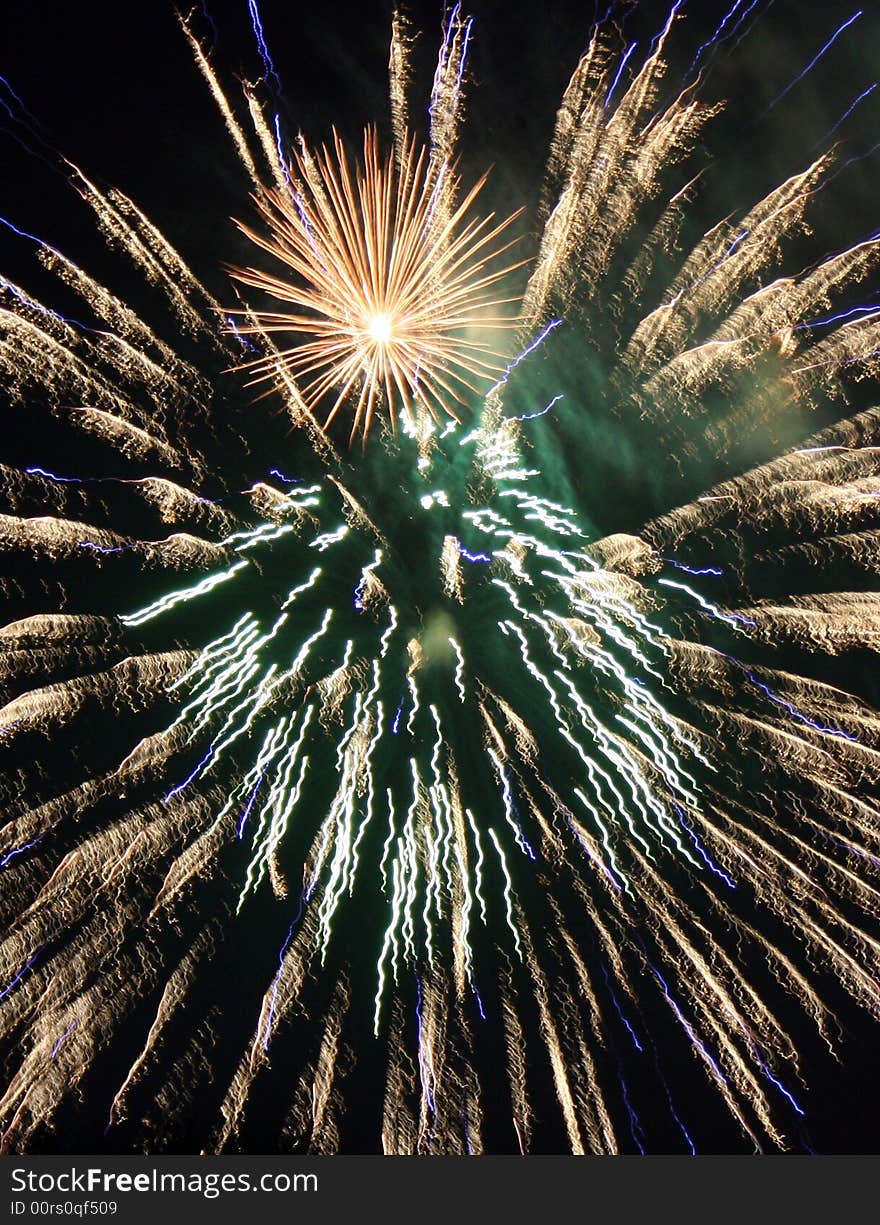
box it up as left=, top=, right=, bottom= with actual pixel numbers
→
left=231, top=129, right=522, bottom=440
left=1, top=1, right=880, bottom=1156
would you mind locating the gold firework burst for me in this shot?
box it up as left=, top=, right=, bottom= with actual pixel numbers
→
left=230, top=128, right=524, bottom=441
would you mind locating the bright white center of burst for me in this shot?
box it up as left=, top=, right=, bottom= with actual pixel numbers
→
left=366, top=312, right=393, bottom=345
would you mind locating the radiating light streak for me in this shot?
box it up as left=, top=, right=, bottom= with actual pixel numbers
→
left=487, top=318, right=563, bottom=394
left=601, top=962, right=643, bottom=1053
left=23, top=466, right=82, bottom=483
left=514, top=393, right=564, bottom=423
left=272, top=114, right=291, bottom=186
left=164, top=743, right=216, bottom=803
left=732, top=0, right=771, bottom=51
left=78, top=541, right=125, bottom=555
left=675, top=809, right=736, bottom=889
left=454, top=16, right=475, bottom=100
left=686, top=0, right=746, bottom=78
left=0, top=837, right=44, bottom=868
left=456, top=541, right=491, bottom=563
left=268, top=466, right=299, bottom=484
left=645, top=0, right=684, bottom=61
left=448, top=637, right=467, bottom=703
left=50, top=1020, right=78, bottom=1060
left=809, top=82, right=877, bottom=151
left=647, top=959, right=730, bottom=1091
left=197, top=0, right=219, bottom=45
left=754, top=1054, right=806, bottom=1118
left=354, top=549, right=383, bottom=609
left=487, top=829, right=522, bottom=958
left=746, top=673, right=857, bottom=741
left=0, top=74, right=43, bottom=132
left=763, top=10, right=863, bottom=116
left=310, top=525, right=348, bottom=552
left=665, top=559, right=724, bottom=577
left=226, top=313, right=258, bottom=350
left=569, top=801, right=627, bottom=892
left=429, top=3, right=460, bottom=124
left=604, top=42, right=638, bottom=110
left=121, top=560, right=248, bottom=627
left=2, top=274, right=94, bottom=331
left=247, top=0, right=282, bottom=94
left=0, top=951, right=41, bottom=1002
left=797, top=302, right=880, bottom=331
left=261, top=897, right=306, bottom=1052
left=619, top=1069, right=647, bottom=1154
left=473, top=986, right=486, bottom=1020
left=0, top=212, right=60, bottom=252
left=237, top=772, right=265, bottom=840
left=658, top=576, right=754, bottom=631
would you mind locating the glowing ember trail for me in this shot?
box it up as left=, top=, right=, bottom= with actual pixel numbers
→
left=0, top=2, right=879, bottom=1156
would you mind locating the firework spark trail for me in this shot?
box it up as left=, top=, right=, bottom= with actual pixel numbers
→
left=62, top=397, right=873, bottom=1153
left=427, top=3, right=474, bottom=206
left=0, top=2, right=879, bottom=1157
left=809, top=82, right=878, bottom=152
left=247, top=0, right=283, bottom=98
left=179, top=12, right=262, bottom=187
left=389, top=7, right=414, bottom=168
left=762, top=10, right=863, bottom=117
left=242, top=85, right=291, bottom=195
left=686, top=0, right=748, bottom=80
left=525, top=13, right=719, bottom=326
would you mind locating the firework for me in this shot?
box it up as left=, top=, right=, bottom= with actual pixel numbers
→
left=1, top=2, right=879, bottom=1156
left=231, top=128, right=523, bottom=440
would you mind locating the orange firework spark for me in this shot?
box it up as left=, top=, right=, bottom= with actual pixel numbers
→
left=230, top=128, right=524, bottom=440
